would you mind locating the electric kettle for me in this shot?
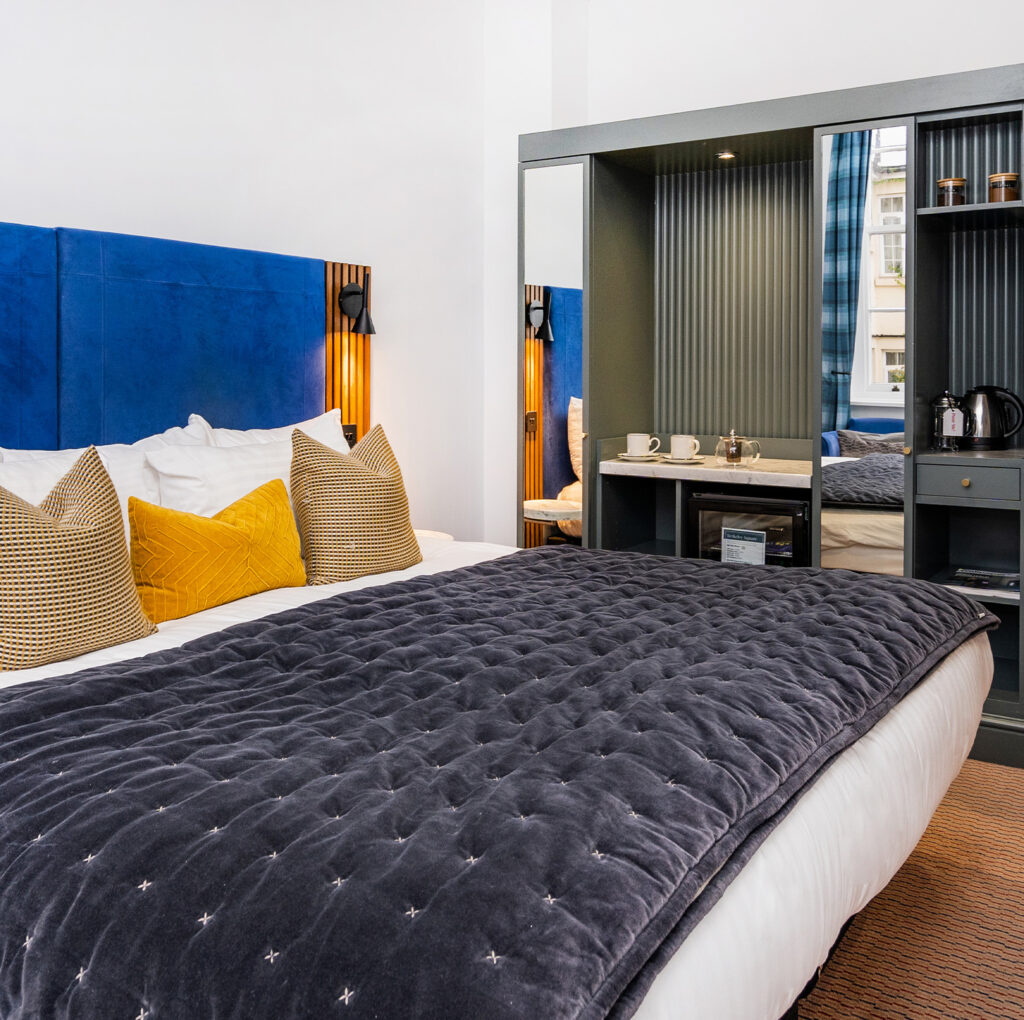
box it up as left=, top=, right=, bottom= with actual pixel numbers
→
left=961, top=385, right=1024, bottom=450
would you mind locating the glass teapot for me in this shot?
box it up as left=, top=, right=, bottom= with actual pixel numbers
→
left=715, top=429, right=761, bottom=467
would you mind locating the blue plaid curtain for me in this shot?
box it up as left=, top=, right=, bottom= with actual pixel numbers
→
left=822, top=131, right=871, bottom=432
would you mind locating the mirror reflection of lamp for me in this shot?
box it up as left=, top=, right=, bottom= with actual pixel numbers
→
left=338, top=270, right=376, bottom=335
left=527, top=290, right=553, bottom=342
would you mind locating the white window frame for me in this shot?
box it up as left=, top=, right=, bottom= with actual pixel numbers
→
left=851, top=137, right=906, bottom=407
left=878, top=195, right=905, bottom=277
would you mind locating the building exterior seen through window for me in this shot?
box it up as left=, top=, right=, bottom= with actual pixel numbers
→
left=853, top=126, right=907, bottom=404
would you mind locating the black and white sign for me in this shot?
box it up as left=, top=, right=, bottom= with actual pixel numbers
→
left=721, top=527, right=767, bottom=565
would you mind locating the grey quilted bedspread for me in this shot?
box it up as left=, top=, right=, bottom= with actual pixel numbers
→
left=822, top=452, right=904, bottom=507
left=0, top=548, right=994, bottom=1019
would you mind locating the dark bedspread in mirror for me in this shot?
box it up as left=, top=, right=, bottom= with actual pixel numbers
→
left=822, top=452, right=904, bottom=510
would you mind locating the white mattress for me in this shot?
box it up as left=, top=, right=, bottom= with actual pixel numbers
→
left=1, top=539, right=992, bottom=1019
left=821, top=508, right=904, bottom=551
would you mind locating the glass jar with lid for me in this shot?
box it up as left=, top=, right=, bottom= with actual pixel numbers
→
left=937, top=177, right=967, bottom=206
left=989, top=172, right=1020, bottom=203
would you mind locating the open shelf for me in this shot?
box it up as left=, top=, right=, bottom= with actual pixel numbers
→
left=987, top=601, right=1021, bottom=702
left=917, top=200, right=1024, bottom=231
left=621, top=539, right=675, bottom=558
left=936, top=581, right=1021, bottom=606
left=988, top=672, right=1020, bottom=702
left=917, top=104, right=1022, bottom=210
left=914, top=504, right=1020, bottom=581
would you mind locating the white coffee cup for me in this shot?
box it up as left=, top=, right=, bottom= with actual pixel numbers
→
left=670, top=434, right=700, bottom=459
left=626, top=433, right=661, bottom=457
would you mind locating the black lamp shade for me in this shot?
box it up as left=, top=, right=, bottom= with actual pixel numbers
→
left=534, top=289, right=553, bottom=342
left=353, top=271, right=375, bottom=336
left=338, top=273, right=376, bottom=336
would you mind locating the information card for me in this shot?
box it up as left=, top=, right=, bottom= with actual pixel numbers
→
left=721, top=527, right=767, bottom=565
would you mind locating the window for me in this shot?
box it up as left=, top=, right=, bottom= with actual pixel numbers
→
left=885, top=350, right=905, bottom=384
left=850, top=127, right=907, bottom=406
left=880, top=195, right=904, bottom=223
left=879, top=196, right=905, bottom=276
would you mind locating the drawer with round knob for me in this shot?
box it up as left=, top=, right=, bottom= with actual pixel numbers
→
left=917, top=464, right=1020, bottom=501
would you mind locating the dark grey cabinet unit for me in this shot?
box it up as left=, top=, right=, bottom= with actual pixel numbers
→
left=911, top=103, right=1024, bottom=748
left=519, top=63, right=1024, bottom=766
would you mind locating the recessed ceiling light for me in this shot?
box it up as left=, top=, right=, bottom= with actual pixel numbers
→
left=716, top=150, right=736, bottom=160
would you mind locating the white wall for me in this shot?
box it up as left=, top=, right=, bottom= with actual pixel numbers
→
left=585, top=0, right=1024, bottom=125
left=3, top=1, right=1024, bottom=544
left=0, top=0, right=489, bottom=540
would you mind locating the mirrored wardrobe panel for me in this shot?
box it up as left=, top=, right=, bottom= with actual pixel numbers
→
left=817, top=123, right=910, bottom=575
left=519, top=162, right=585, bottom=548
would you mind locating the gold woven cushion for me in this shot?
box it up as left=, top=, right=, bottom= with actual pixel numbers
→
left=130, top=479, right=306, bottom=624
left=0, top=447, right=156, bottom=671
left=291, top=426, right=422, bottom=585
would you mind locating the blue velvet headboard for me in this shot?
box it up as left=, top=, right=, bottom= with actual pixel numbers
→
left=0, top=224, right=59, bottom=449
left=542, top=286, right=584, bottom=499
left=0, top=222, right=326, bottom=449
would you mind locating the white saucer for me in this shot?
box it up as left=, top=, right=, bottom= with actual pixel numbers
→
left=662, top=455, right=705, bottom=464
left=617, top=452, right=662, bottom=462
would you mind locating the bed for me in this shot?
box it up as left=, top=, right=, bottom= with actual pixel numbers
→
left=0, top=540, right=994, bottom=1019
left=0, top=222, right=995, bottom=1019
left=821, top=454, right=904, bottom=576
left=819, top=419, right=905, bottom=577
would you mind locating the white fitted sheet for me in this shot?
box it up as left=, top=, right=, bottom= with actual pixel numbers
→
left=1, top=541, right=992, bottom=1019
left=4, top=535, right=514, bottom=687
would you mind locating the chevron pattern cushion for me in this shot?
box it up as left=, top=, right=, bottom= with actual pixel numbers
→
left=291, top=426, right=422, bottom=585
left=0, top=447, right=156, bottom=671
left=130, top=479, right=306, bottom=624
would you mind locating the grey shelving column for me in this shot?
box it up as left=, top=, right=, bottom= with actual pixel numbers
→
left=911, top=104, right=1024, bottom=762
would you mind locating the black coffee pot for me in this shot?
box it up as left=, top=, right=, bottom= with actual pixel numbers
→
left=961, top=386, right=1024, bottom=450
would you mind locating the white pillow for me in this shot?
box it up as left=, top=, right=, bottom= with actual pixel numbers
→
left=568, top=397, right=583, bottom=482
left=146, top=440, right=296, bottom=517
left=0, top=445, right=156, bottom=538
left=0, top=420, right=208, bottom=463
left=190, top=409, right=346, bottom=449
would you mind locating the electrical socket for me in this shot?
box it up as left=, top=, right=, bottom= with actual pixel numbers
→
left=342, top=423, right=358, bottom=448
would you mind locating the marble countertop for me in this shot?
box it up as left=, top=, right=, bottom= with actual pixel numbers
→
left=523, top=499, right=583, bottom=522
left=599, top=457, right=812, bottom=489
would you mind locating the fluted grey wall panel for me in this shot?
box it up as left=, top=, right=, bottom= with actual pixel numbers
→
left=948, top=226, right=1024, bottom=394
left=654, top=161, right=813, bottom=439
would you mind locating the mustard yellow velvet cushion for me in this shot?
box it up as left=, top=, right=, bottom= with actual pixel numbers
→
left=129, top=479, right=306, bottom=624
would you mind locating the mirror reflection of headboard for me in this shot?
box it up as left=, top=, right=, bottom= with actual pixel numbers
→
left=0, top=222, right=351, bottom=449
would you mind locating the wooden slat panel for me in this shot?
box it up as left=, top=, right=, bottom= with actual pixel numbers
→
left=523, top=283, right=545, bottom=548
left=325, top=262, right=372, bottom=441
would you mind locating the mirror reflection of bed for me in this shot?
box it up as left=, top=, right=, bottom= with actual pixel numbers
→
left=821, top=420, right=904, bottom=575
left=820, top=124, right=908, bottom=575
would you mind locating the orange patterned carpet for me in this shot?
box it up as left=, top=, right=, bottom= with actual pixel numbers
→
left=800, top=759, right=1024, bottom=1020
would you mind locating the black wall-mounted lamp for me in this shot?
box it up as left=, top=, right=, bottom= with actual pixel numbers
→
left=527, top=290, right=553, bottom=342
left=339, top=270, right=376, bottom=335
